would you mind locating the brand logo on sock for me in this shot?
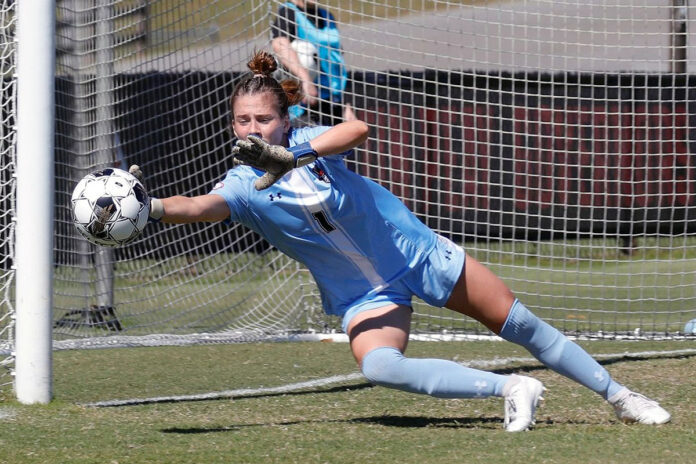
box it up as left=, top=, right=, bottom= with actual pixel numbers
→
left=594, top=370, right=605, bottom=383
left=474, top=380, right=488, bottom=397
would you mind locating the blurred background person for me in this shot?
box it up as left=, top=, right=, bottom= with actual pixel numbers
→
left=272, top=0, right=356, bottom=125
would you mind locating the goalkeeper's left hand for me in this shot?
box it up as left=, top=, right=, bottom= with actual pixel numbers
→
left=232, top=135, right=317, bottom=190
left=128, top=164, right=164, bottom=221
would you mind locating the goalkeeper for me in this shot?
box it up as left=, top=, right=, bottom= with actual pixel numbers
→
left=138, top=50, right=670, bottom=432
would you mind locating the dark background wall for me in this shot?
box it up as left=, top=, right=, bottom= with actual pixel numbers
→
left=49, top=71, right=696, bottom=262
left=351, top=72, right=696, bottom=241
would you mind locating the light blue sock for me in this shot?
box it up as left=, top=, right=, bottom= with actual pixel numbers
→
left=361, top=346, right=509, bottom=398
left=499, top=299, right=623, bottom=400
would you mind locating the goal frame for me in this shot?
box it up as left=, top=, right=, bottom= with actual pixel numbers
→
left=13, top=0, right=55, bottom=404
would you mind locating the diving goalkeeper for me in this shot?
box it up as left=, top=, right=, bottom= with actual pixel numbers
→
left=136, top=50, right=670, bottom=432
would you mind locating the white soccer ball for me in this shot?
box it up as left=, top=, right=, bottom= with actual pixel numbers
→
left=71, top=167, right=150, bottom=247
left=291, top=39, right=319, bottom=82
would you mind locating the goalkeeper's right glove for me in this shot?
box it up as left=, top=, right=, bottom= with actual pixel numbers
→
left=129, top=164, right=164, bottom=222
left=232, top=135, right=317, bottom=190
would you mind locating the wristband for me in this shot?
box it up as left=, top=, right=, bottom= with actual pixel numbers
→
left=149, top=198, right=164, bottom=221
left=289, top=142, right=318, bottom=168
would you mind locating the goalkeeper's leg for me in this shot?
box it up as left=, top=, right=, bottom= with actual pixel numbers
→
left=348, top=305, right=510, bottom=398
left=348, top=305, right=545, bottom=432
left=446, top=254, right=670, bottom=424
left=496, top=299, right=669, bottom=423
left=445, top=254, right=623, bottom=400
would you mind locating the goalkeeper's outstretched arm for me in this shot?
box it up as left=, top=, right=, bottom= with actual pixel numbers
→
left=158, top=195, right=230, bottom=224
left=129, top=165, right=229, bottom=224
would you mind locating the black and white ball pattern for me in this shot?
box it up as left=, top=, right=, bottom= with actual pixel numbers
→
left=71, top=168, right=150, bottom=247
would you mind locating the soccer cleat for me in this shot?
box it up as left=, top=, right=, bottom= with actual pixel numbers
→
left=502, top=374, right=546, bottom=432
left=608, top=388, right=671, bottom=425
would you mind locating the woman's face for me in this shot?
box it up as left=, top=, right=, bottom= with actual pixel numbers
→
left=231, top=92, right=290, bottom=146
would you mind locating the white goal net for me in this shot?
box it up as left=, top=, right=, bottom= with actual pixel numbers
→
left=3, top=0, right=696, bottom=392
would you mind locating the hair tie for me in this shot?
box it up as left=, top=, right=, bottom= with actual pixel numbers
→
left=253, top=73, right=265, bottom=78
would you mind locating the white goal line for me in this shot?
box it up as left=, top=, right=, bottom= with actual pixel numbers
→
left=81, top=347, right=696, bottom=408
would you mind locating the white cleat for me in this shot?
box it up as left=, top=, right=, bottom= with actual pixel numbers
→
left=503, top=374, right=546, bottom=432
left=608, top=388, right=671, bottom=425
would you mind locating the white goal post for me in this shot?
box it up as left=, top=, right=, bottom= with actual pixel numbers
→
left=13, top=0, right=55, bottom=404
left=3, top=1, right=696, bottom=402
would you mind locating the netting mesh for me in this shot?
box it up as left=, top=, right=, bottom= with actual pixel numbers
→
left=3, top=1, right=696, bottom=374
left=339, top=0, right=696, bottom=336
left=51, top=1, right=322, bottom=345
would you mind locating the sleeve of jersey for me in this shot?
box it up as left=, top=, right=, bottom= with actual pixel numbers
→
left=208, top=169, right=249, bottom=226
left=290, top=125, right=354, bottom=160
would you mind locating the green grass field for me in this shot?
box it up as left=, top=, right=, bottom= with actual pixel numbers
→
left=1, top=339, right=695, bottom=463
left=47, top=235, right=696, bottom=339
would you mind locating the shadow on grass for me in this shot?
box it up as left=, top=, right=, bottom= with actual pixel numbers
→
left=351, top=415, right=502, bottom=428
left=161, top=415, right=504, bottom=434
left=159, top=412, right=615, bottom=434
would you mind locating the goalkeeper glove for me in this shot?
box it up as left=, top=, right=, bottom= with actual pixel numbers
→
left=231, top=135, right=317, bottom=190
left=129, top=164, right=164, bottom=221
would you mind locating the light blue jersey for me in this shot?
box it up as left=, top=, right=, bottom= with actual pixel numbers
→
left=211, top=126, right=439, bottom=318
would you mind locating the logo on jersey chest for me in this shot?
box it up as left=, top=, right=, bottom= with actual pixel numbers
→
left=311, top=164, right=330, bottom=183
left=268, top=192, right=283, bottom=201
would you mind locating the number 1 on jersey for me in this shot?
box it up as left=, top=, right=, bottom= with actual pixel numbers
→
left=312, top=211, right=336, bottom=233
